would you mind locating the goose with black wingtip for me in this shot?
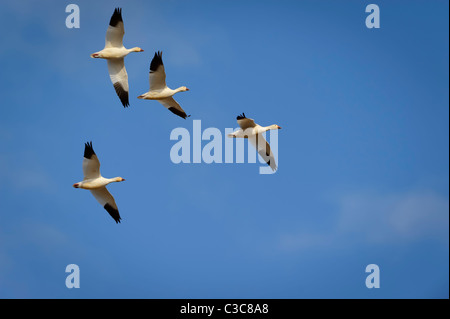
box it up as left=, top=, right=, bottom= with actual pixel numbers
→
left=228, top=113, right=282, bottom=171
left=91, top=8, right=144, bottom=108
left=138, top=51, right=191, bottom=119
left=73, top=142, right=125, bottom=224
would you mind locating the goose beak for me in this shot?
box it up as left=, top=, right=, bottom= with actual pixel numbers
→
left=73, top=183, right=79, bottom=188
left=278, top=126, right=282, bottom=129
left=122, top=178, right=126, bottom=181
left=186, top=88, right=190, bottom=91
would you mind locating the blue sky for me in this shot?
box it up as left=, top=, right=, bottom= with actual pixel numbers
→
left=0, top=0, right=448, bottom=298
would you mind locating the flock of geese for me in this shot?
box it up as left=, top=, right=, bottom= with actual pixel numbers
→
left=73, top=8, right=282, bottom=223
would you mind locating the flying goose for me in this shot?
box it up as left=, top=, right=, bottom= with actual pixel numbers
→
left=73, top=142, right=125, bottom=223
left=138, top=51, right=190, bottom=119
left=91, top=8, right=144, bottom=107
left=228, top=113, right=281, bottom=171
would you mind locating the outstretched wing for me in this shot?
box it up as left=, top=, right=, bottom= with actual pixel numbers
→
left=158, top=97, right=190, bottom=119
left=105, top=8, right=125, bottom=48
left=107, top=59, right=129, bottom=107
left=249, top=134, right=277, bottom=171
left=236, top=113, right=256, bottom=131
left=149, top=51, right=167, bottom=91
left=90, top=187, right=122, bottom=224
left=82, top=142, right=101, bottom=180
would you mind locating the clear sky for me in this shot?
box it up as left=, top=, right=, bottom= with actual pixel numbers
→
left=0, top=0, right=448, bottom=298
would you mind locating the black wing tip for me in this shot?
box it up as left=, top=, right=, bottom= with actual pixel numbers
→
left=237, top=112, right=246, bottom=120
left=84, top=141, right=95, bottom=159
left=113, top=82, right=129, bottom=107
left=266, top=159, right=277, bottom=171
left=104, top=203, right=122, bottom=224
left=150, top=51, right=163, bottom=72
left=264, top=159, right=274, bottom=171
left=168, top=107, right=188, bottom=119
left=109, top=8, right=123, bottom=27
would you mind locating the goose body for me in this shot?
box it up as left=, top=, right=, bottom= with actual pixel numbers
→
left=138, top=51, right=190, bottom=119
left=75, top=176, right=124, bottom=190
left=139, top=87, right=187, bottom=100
left=73, top=142, right=125, bottom=224
left=91, top=8, right=144, bottom=108
left=91, top=47, right=142, bottom=59
left=228, top=113, right=281, bottom=171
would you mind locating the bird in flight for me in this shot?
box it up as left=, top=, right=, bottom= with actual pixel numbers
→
left=228, top=113, right=281, bottom=171
left=91, top=8, right=144, bottom=107
left=138, top=51, right=190, bottom=119
left=73, top=142, right=125, bottom=223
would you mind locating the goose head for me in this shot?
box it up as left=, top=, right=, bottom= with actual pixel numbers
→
left=269, top=124, right=282, bottom=130
left=178, top=86, right=190, bottom=92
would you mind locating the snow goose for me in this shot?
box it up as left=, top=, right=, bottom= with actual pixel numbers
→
left=138, top=51, right=190, bottom=119
left=73, top=142, right=125, bottom=223
left=91, top=8, right=144, bottom=107
left=228, top=113, right=281, bottom=171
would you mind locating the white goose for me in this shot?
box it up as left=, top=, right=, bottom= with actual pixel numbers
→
left=91, top=8, right=144, bottom=107
left=138, top=51, right=190, bottom=119
left=73, top=142, right=125, bottom=224
left=228, top=113, right=281, bottom=171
